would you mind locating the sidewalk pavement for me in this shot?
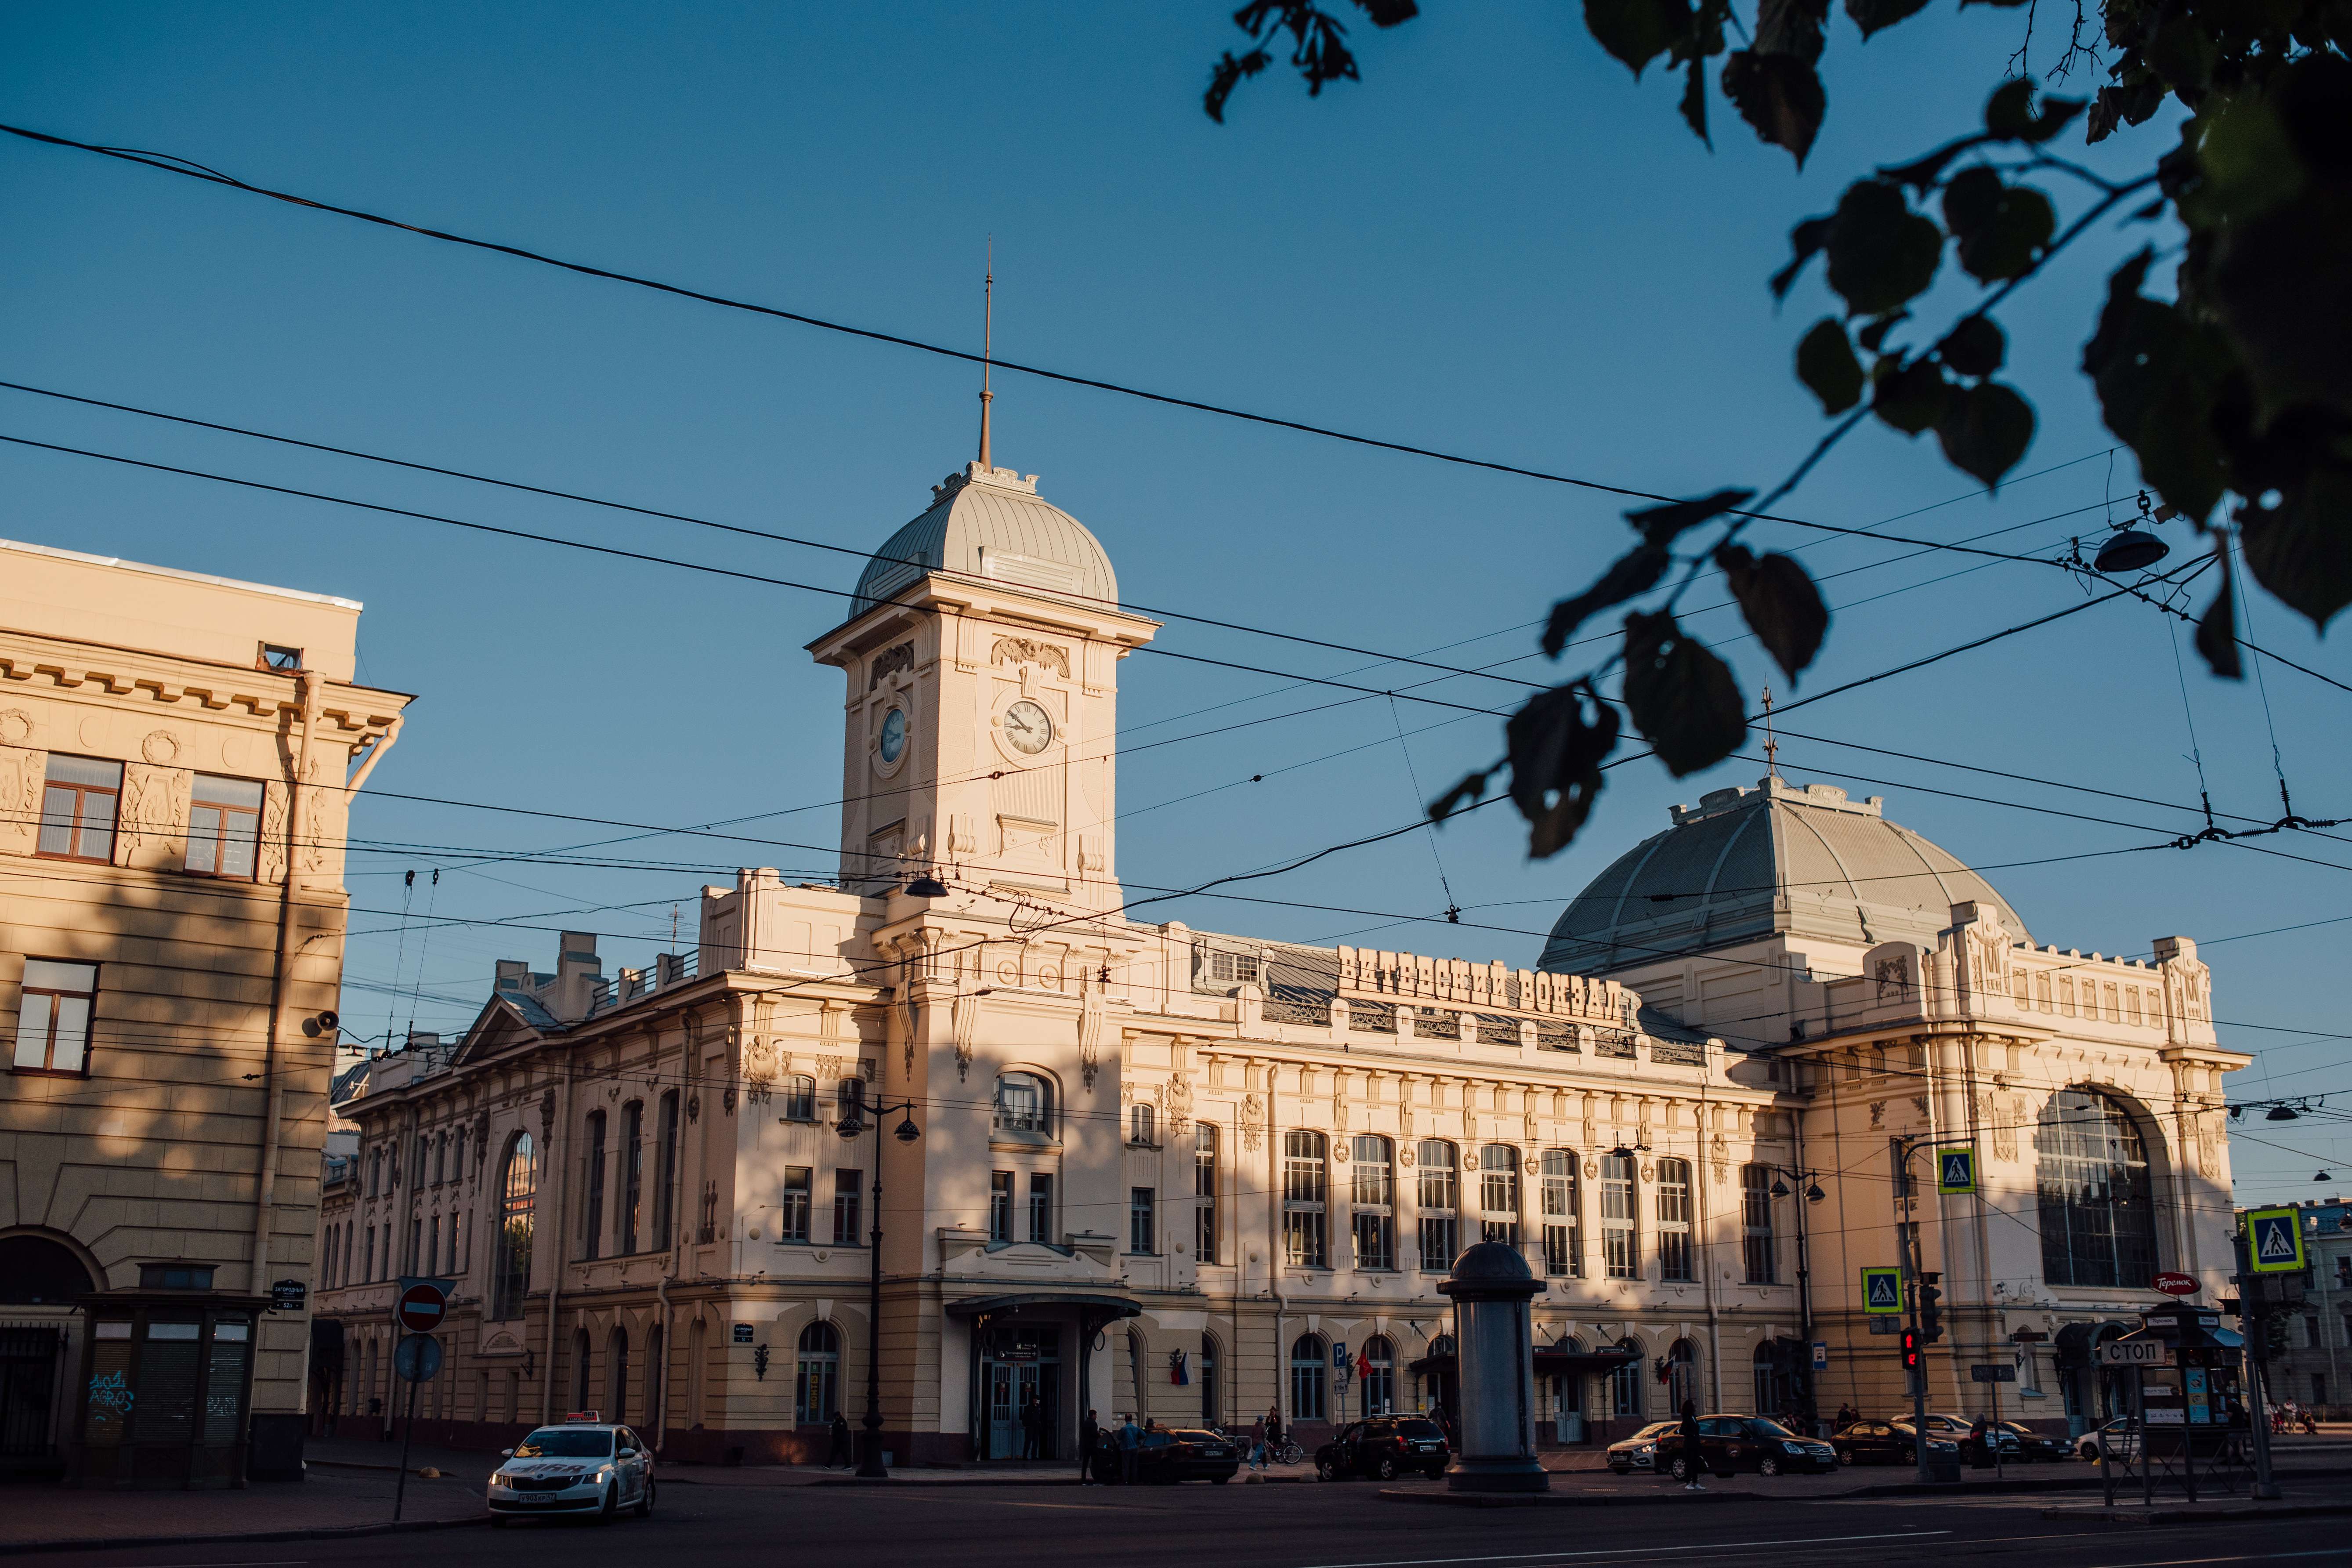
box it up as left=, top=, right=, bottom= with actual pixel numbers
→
left=0, top=1458, right=483, bottom=1554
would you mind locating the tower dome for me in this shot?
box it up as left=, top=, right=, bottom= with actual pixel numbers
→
left=1539, top=776, right=2030, bottom=975
left=849, top=463, right=1117, bottom=621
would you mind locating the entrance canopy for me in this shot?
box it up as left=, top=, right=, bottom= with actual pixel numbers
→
left=946, top=1293, right=1143, bottom=1321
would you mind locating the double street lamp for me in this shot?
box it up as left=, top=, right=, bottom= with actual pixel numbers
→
left=1761, top=1164, right=1827, bottom=1433
left=836, top=1078, right=921, bottom=1479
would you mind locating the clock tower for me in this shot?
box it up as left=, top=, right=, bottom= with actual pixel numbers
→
left=807, top=460, right=1158, bottom=913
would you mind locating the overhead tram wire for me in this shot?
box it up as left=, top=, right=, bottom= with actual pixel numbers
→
left=0, top=129, right=2182, bottom=552
left=0, top=377, right=2129, bottom=695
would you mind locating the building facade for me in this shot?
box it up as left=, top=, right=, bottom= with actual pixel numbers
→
left=0, top=538, right=409, bottom=1485
left=2240, top=1198, right=2352, bottom=1416
left=318, top=457, right=2248, bottom=1465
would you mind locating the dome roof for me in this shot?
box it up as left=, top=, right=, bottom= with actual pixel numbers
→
left=1538, top=776, right=2030, bottom=975
left=850, top=463, right=1117, bottom=620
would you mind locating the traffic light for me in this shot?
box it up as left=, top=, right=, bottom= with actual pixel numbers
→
left=1918, top=1281, right=1944, bottom=1343
left=1900, top=1329, right=1921, bottom=1371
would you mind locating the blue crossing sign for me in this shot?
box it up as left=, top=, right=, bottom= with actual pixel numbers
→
left=2246, top=1206, right=2308, bottom=1273
left=1862, top=1266, right=1905, bottom=1314
left=1936, top=1146, right=1978, bottom=1195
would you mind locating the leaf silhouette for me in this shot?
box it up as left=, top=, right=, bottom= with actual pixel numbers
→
left=1715, top=545, right=1829, bottom=680
left=1621, top=612, right=1748, bottom=776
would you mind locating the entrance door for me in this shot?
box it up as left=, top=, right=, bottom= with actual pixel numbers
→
left=0, top=1327, right=60, bottom=1461
left=978, top=1326, right=1063, bottom=1460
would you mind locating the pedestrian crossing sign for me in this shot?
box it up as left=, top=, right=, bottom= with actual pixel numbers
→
left=2246, top=1206, right=2308, bottom=1274
left=1936, top=1146, right=1978, bottom=1195
left=1862, top=1266, right=1904, bottom=1314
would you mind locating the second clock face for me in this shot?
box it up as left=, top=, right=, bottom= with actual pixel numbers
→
left=1001, top=699, right=1054, bottom=755
left=877, top=705, right=908, bottom=764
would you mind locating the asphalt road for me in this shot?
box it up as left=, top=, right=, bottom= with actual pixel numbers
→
left=21, top=1477, right=2352, bottom=1568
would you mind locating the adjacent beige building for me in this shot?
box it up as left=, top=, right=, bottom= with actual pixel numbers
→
left=316, top=456, right=2251, bottom=1467
left=0, top=539, right=408, bottom=1486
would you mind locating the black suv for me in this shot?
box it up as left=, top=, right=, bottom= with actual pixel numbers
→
left=1314, top=1415, right=1451, bottom=1481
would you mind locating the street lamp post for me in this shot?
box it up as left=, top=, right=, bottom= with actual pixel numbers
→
left=1765, top=1166, right=1827, bottom=1433
left=837, top=1079, right=922, bottom=1479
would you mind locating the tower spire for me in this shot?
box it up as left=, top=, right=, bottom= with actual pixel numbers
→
left=977, top=239, right=994, bottom=470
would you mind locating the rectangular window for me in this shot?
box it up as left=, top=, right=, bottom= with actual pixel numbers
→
left=186, top=775, right=264, bottom=878
left=780, top=1167, right=811, bottom=1243
left=655, top=1092, right=679, bottom=1249
left=1540, top=1150, right=1579, bottom=1277
left=1028, top=1173, right=1054, bottom=1244
left=1417, top=1141, right=1458, bottom=1273
left=1282, top=1130, right=1328, bottom=1268
left=364, top=1226, right=375, bottom=1282
left=1130, top=1187, right=1156, bottom=1254
left=1657, top=1158, right=1693, bottom=1281
left=1480, top=1145, right=1521, bottom=1246
left=14, top=958, right=97, bottom=1074
left=449, top=1211, right=463, bottom=1274
left=1601, top=1152, right=1639, bottom=1279
left=427, top=1216, right=441, bottom=1278
left=1194, top=1124, right=1219, bottom=1266
left=833, top=1170, right=862, bottom=1245
left=621, top=1101, right=644, bottom=1253
left=583, top=1110, right=607, bottom=1260
left=1352, top=1134, right=1394, bottom=1270
left=37, top=755, right=120, bottom=863
left=1740, top=1164, right=1777, bottom=1284
left=990, top=1171, right=1014, bottom=1242
left=409, top=1216, right=421, bottom=1275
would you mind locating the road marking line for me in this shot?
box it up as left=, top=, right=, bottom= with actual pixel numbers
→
left=1296, top=1529, right=1952, bottom=1568
left=2085, top=1552, right=2352, bottom=1568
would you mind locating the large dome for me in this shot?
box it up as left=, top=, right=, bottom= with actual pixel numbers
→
left=850, top=462, right=1117, bottom=620
left=1538, top=776, right=2030, bottom=975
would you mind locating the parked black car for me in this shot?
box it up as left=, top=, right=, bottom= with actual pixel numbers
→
left=1828, top=1420, right=1962, bottom=1467
left=1089, top=1427, right=1240, bottom=1484
left=1647, top=1416, right=1837, bottom=1480
left=1314, top=1415, right=1451, bottom=1481
left=1995, top=1421, right=2074, bottom=1462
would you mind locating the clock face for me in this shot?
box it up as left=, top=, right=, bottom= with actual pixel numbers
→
left=877, top=705, right=908, bottom=765
left=1002, top=699, right=1054, bottom=756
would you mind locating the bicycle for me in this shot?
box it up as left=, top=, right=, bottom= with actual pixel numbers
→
left=1272, top=1438, right=1306, bottom=1466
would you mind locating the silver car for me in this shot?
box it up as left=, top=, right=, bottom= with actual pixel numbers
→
left=488, top=1417, right=655, bottom=1523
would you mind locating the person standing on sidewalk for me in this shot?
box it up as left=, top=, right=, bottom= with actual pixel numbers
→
left=828, top=1410, right=855, bottom=1469
left=1117, top=1413, right=1141, bottom=1485
left=1078, top=1409, right=1100, bottom=1484
left=1248, top=1412, right=1266, bottom=1470
left=1676, top=1400, right=1705, bottom=1491
left=1266, top=1405, right=1285, bottom=1462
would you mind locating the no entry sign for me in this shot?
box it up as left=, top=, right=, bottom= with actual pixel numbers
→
left=395, top=1282, right=448, bottom=1333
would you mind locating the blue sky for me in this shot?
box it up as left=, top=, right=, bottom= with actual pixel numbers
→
left=4, top=3, right=2346, bottom=1205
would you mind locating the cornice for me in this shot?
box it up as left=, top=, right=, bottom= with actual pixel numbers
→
left=0, top=630, right=409, bottom=737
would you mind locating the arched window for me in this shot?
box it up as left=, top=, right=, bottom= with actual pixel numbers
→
left=993, top=1072, right=1052, bottom=1134
left=368, top=1147, right=382, bottom=1197
left=1417, top=1141, right=1459, bottom=1272
left=1665, top=1338, right=1698, bottom=1414
left=1362, top=1335, right=1396, bottom=1416
left=1611, top=1337, right=1646, bottom=1418
left=1200, top=1332, right=1221, bottom=1426
left=1600, top=1151, right=1639, bottom=1279
left=1540, top=1151, right=1580, bottom=1277
left=1480, top=1144, right=1520, bottom=1244
left=1657, top=1158, right=1694, bottom=1281
left=1130, top=1103, right=1157, bottom=1145
left=1290, top=1333, right=1328, bottom=1420
left=780, top=1075, right=817, bottom=1121
left=2036, top=1087, right=2157, bottom=1288
left=621, top=1100, right=645, bottom=1254
left=0, top=1232, right=96, bottom=1305
left=453, top=1125, right=467, bottom=1176
left=1282, top=1131, right=1328, bottom=1268
left=492, top=1132, right=536, bottom=1320
left=607, top=1326, right=630, bottom=1423
left=796, top=1321, right=839, bottom=1424
left=1352, top=1134, right=1394, bottom=1270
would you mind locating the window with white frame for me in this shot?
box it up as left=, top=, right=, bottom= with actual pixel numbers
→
left=1282, top=1130, right=1328, bottom=1268
left=1480, top=1144, right=1521, bottom=1245
left=1417, top=1140, right=1458, bottom=1272
left=1657, top=1158, right=1694, bottom=1281
left=1601, top=1152, right=1639, bottom=1279
left=1352, top=1134, right=1394, bottom=1270
left=1540, top=1150, right=1580, bottom=1277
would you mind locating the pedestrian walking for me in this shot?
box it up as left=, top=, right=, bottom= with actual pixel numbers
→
left=1677, top=1399, right=1704, bottom=1491
left=828, top=1410, right=855, bottom=1468
left=1967, top=1414, right=1992, bottom=1470
left=1021, top=1394, right=1041, bottom=1460
left=1118, top=1412, right=1141, bottom=1485
left=1078, top=1409, right=1100, bottom=1484
left=1249, top=1412, right=1267, bottom=1470
left=1266, top=1405, right=1284, bottom=1462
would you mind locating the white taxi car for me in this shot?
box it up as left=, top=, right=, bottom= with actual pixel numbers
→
left=487, top=1413, right=655, bottom=1524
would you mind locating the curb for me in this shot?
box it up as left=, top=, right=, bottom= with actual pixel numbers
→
left=2042, top=1502, right=2352, bottom=1527
left=807, top=1473, right=1309, bottom=1488
left=1378, top=1487, right=1774, bottom=1508
left=0, top=1514, right=488, bottom=1557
